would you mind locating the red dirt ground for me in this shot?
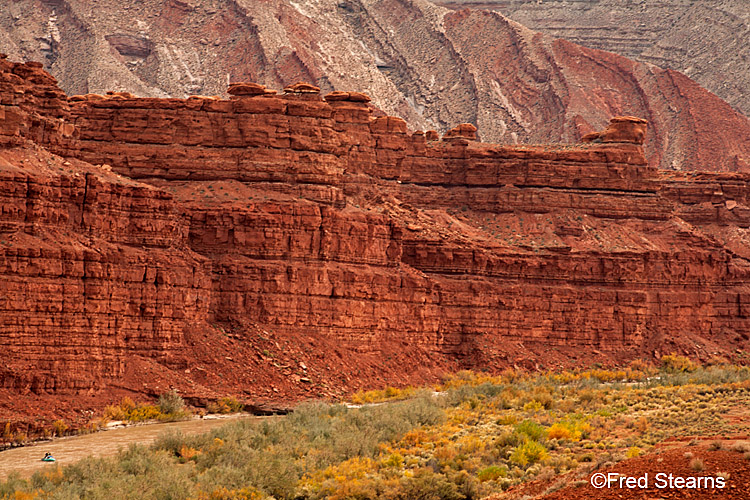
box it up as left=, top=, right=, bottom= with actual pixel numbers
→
left=496, top=438, right=750, bottom=499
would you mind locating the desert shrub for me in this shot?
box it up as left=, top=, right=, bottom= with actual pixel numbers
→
left=626, top=447, right=642, bottom=458
left=510, top=441, right=549, bottom=467
left=380, top=453, right=404, bottom=468
left=395, top=428, right=432, bottom=448
left=104, top=394, right=187, bottom=423
left=151, top=429, right=187, bottom=456
left=477, top=465, right=507, bottom=482
left=208, top=397, right=244, bottom=414
left=192, top=486, right=264, bottom=500
left=634, top=417, right=649, bottom=434
left=128, top=404, right=162, bottom=422
left=396, top=469, right=464, bottom=500
left=661, top=354, right=699, bottom=373
left=445, top=470, right=480, bottom=500
left=351, top=386, right=415, bottom=404
left=104, top=397, right=136, bottom=421
left=472, top=382, right=506, bottom=399
left=496, top=414, right=517, bottom=426
left=296, top=457, right=380, bottom=500
left=690, top=457, right=705, bottom=471
left=52, top=419, right=68, bottom=437
left=547, top=418, right=591, bottom=442
left=517, top=384, right=555, bottom=411
left=514, top=420, right=546, bottom=442
left=178, top=445, right=202, bottom=462
left=158, top=389, right=186, bottom=416
left=457, top=434, right=485, bottom=454
left=496, top=431, right=523, bottom=449
left=547, top=424, right=571, bottom=441
left=449, top=407, right=480, bottom=425
left=547, top=454, right=578, bottom=473
left=225, top=453, right=301, bottom=499
left=522, top=401, right=544, bottom=412
left=730, top=442, right=750, bottom=453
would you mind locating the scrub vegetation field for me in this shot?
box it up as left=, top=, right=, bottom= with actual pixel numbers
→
left=2, top=356, right=750, bottom=500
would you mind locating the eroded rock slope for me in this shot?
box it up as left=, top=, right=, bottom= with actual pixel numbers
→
left=435, top=0, right=750, bottom=120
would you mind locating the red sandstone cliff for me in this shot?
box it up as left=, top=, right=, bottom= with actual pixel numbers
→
left=1, top=0, right=749, bottom=172
left=1, top=56, right=750, bottom=433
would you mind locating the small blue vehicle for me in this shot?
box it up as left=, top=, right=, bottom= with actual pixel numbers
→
left=41, top=452, right=55, bottom=462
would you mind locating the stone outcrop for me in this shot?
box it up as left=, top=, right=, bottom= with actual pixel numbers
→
left=227, top=82, right=276, bottom=97
left=1, top=0, right=749, bottom=172
left=581, top=116, right=648, bottom=145
left=443, top=123, right=478, bottom=141
left=283, top=82, right=321, bottom=94
left=2, top=57, right=750, bottom=430
left=0, top=56, right=73, bottom=147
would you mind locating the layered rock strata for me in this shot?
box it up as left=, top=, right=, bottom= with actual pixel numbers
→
left=0, top=57, right=210, bottom=394
left=434, top=0, right=750, bottom=120
left=1, top=0, right=749, bottom=172
left=1, top=57, right=750, bottom=427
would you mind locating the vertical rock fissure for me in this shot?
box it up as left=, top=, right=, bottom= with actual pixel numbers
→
left=79, top=172, right=89, bottom=230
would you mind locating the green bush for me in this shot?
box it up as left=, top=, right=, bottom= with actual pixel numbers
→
left=515, top=420, right=546, bottom=442
left=496, top=431, right=523, bottom=448
left=510, top=440, right=549, bottom=467
left=158, top=389, right=186, bottom=415
left=477, top=465, right=507, bottom=482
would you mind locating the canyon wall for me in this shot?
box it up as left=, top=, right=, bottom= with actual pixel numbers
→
left=0, top=56, right=211, bottom=394
left=1, top=56, right=750, bottom=427
left=55, top=88, right=750, bottom=357
left=1, top=0, right=749, bottom=172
